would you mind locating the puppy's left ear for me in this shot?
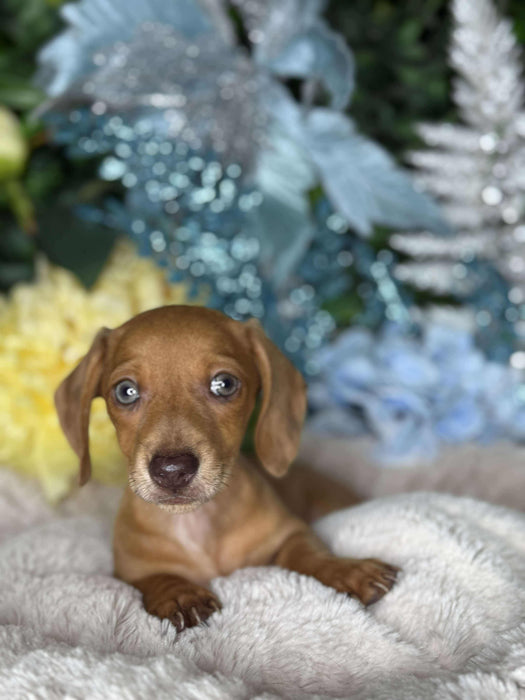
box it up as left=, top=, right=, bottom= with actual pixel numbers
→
left=245, top=319, right=306, bottom=477
left=54, top=327, right=111, bottom=486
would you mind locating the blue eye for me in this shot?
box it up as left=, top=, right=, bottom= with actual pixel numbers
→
left=114, top=379, right=140, bottom=405
left=210, top=373, right=240, bottom=398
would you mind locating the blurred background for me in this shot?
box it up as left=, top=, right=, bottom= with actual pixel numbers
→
left=1, top=0, right=525, bottom=501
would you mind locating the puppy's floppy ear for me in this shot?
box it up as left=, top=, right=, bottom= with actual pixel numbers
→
left=54, top=327, right=111, bottom=486
left=245, top=319, right=306, bottom=477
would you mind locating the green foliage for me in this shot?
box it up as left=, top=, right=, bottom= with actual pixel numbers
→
left=36, top=204, right=120, bottom=288
left=0, top=222, right=35, bottom=292
left=0, top=0, right=114, bottom=291
left=326, top=0, right=455, bottom=157
left=507, top=0, right=525, bottom=44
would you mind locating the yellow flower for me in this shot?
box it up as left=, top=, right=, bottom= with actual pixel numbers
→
left=0, top=241, right=190, bottom=502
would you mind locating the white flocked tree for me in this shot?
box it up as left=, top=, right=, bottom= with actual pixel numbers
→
left=391, top=0, right=525, bottom=362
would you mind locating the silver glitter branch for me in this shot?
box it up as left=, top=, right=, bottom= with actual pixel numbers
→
left=390, top=0, right=525, bottom=352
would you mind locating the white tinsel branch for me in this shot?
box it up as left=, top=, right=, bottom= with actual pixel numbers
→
left=451, top=0, right=524, bottom=130
left=391, top=0, right=525, bottom=328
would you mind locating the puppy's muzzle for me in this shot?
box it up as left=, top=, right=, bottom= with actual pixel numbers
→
left=148, top=452, right=199, bottom=493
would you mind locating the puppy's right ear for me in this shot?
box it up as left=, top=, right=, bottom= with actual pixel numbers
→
left=54, top=327, right=111, bottom=486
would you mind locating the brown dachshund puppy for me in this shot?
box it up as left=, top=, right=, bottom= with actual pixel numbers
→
left=55, top=305, right=397, bottom=632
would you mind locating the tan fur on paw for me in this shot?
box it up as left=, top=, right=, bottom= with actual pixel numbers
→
left=137, top=574, right=222, bottom=631
left=313, top=557, right=399, bottom=606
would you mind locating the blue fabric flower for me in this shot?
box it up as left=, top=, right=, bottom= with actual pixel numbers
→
left=308, top=322, right=525, bottom=466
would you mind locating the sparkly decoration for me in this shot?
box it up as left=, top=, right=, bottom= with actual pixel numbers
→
left=308, top=323, right=525, bottom=466
left=36, top=0, right=446, bottom=369
left=390, top=0, right=525, bottom=359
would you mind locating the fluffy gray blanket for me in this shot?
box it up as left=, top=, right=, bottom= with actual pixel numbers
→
left=1, top=445, right=525, bottom=699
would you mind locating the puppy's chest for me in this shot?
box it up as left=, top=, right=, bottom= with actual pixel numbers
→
left=168, top=509, right=252, bottom=580
left=171, top=512, right=211, bottom=551
left=169, top=511, right=224, bottom=579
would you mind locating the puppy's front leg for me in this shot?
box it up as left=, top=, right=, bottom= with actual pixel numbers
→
left=133, top=574, right=221, bottom=632
left=274, top=529, right=398, bottom=606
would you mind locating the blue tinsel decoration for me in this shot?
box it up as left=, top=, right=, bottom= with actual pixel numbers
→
left=36, top=0, right=448, bottom=369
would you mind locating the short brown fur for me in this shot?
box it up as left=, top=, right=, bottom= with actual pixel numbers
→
left=55, top=306, right=397, bottom=631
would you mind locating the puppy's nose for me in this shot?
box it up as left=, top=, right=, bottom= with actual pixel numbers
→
left=148, top=452, right=199, bottom=492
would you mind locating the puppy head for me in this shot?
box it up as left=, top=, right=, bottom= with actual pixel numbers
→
left=55, top=306, right=306, bottom=512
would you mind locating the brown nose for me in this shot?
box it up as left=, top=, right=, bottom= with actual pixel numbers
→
left=148, top=452, right=199, bottom=492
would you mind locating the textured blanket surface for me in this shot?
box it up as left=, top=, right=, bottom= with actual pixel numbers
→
left=1, top=465, right=525, bottom=699
left=300, top=435, right=525, bottom=512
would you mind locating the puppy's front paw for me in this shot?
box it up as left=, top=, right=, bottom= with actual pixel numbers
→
left=314, top=557, right=399, bottom=606
left=137, top=574, right=222, bottom=631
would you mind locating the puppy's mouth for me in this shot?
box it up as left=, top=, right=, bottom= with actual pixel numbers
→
left=151, top=489, right=205, bottom=507
left=129, top=458, right=230, bottom=512
left=130, top=481, right=208, bottom=512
